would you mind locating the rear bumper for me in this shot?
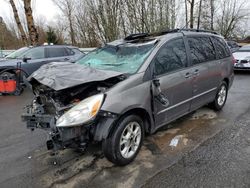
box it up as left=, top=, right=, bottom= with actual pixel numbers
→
left=234, top=63, right=250, bottom=70
left=234, top=67, right=250, bottom=70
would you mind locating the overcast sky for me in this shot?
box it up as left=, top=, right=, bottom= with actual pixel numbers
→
left=0, top=0, right=249, bottom=35
left=0, top=0, right=59, bottom=24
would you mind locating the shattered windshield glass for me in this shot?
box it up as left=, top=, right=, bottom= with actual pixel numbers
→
left=76, top=41, right=155, bottom=74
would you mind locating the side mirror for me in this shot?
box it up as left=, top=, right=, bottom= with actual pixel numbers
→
left=23, top=57, right=31, bottom=62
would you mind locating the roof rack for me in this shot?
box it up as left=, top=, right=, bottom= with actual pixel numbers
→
left=124, top=28, right=219, bottom=41
left=124, top=33, right=149, bottom=41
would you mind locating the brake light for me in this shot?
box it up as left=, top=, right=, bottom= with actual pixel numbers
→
left=232, top=56, right=237, bottom=64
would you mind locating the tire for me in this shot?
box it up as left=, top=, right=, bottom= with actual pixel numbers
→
left=209, top=81, right=228, bottom=111
left=102, top=115, right=144, bottom=166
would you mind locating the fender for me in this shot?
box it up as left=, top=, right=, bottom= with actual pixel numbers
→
left=93, top=105, right=155, bottom=142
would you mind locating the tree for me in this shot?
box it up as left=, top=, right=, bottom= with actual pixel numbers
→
left=0, top=17, right=22, bottom=49
left=9, top=0, right=28, bottom=45
left=46, top=27, right=58, bottom=44
left=197, top=0, right=202, bottom=29
left=216, top=0, right=249, bottom=38
left=187, top=0, right=195, bottom=28
left=23, top=0, right=39, bottom=45
left=53, top=0, right=77, bottom=45
left=210, top=0, right=215, bottom=30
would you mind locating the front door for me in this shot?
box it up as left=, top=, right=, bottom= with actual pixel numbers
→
left=21, top=47, right=46, bottom=75
left=152, top=38, right=193, bottom=128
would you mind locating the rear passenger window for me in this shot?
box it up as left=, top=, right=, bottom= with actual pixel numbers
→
left=212, top=37, right=231, bottom=59
left=47, top=47, right=67, bottom=58
left=188, top=37, right=216, bottom=65
left=154, top=38, right=187, bottom=75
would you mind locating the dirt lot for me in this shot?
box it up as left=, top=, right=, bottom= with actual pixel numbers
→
left=0, top=72, right=249, bottom=188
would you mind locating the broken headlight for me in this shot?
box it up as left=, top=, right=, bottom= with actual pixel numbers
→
left=56, top=94, right=104, bottom=127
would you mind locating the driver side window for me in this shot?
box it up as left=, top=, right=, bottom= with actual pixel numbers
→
left=22, top=47, right=45, bottom=59
left=154, top=38, right=187, bottom=76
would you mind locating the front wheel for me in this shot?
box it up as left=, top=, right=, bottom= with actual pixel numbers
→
left=209, top=81, right=228, bottom=111
left=102, top=115, right=144, bottom=166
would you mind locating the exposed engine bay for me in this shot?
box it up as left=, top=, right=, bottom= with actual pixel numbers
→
left=22, top=62, right=126, bottom=151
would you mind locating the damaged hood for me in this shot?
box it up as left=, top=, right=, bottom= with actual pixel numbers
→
left=28, top=62, right=124, bottom=91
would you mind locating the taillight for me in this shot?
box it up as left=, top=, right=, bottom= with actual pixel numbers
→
left=232, top=56, right=237, bottom=64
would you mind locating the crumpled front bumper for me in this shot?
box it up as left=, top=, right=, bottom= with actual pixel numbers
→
left=21, top=105, right=89, bottom=150
left=22, top=113, right=56, bottom=130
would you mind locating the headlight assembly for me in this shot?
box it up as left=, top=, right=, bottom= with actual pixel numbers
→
left=56, top=94, right=104, bottom=127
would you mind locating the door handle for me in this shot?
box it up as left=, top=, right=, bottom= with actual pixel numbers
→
left=185, top=72, right=191, bottom=78
left=193, top=69, right=199, bottom=76
left=64, top=58, right=70, bottom=61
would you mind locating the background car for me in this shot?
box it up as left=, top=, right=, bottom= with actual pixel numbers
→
left=0, top=45, right=85, bottom=76
left=1, top=47, right=30, bottom=61
left=227, top=41, right=241, bottom=53
left=0, top=50, right=14, bottom=60
left=233, top=44, right=250, bottom=70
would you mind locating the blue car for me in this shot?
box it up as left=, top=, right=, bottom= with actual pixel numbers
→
left=0, top=45, right=84, bottom=76
left=0, top=47, right=30, bottom=61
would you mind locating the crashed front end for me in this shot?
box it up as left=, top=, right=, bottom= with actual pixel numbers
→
left=22, top=62, right=124, bottom=151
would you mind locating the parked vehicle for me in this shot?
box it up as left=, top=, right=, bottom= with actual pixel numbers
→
left=0, top=53, right=4, bottom=60
left=22, top=29, right=234, bottom=166
left=227, top=41, right=241, bottom=53
left=0, top=50, right=14, bottom=60
left=0, top=45, right=84, bottom=77
left=233, top=44, right=250, bottom=70
left=1, top=47, right=30, bottom=61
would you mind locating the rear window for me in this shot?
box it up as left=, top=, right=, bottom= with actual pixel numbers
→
left=187, top=37, right=216, bottom=65
left=212, top=37, right=231, bottom=59
left=47, top=47, right=67, bottom=58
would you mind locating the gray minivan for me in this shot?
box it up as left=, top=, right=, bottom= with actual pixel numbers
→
left=22, top=29, right=234, bottom=166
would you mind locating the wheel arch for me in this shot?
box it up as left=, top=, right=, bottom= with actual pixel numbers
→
left=223, top=77, right=229, bottom=87
left=110, top=107, right=152, bottom=136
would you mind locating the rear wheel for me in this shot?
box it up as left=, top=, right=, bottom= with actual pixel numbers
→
left=102, top=115, right=144, bottom=166
left=209, top=81, right=228, bottom=111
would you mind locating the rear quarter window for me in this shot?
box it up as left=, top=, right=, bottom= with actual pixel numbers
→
left=47, top=47, right=67, bottom=58
left=212, top=37, right=231, bottom=59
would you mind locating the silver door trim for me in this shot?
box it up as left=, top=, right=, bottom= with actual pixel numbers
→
left=157, top=87, right=217, bottom=115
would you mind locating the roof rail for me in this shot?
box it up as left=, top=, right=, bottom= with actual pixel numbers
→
left=179, top=28, right=219, bottom=35
left=124, top=28, right=219, bottom=41
left=156, top=28, right=219, bottom=35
